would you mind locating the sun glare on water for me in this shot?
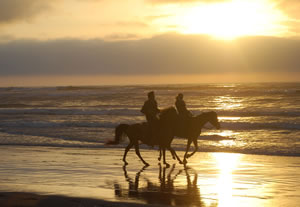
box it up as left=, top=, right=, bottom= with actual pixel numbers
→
left=166, top=0, right=287, bottom=40
left=213, top=153, right=241, bottom=207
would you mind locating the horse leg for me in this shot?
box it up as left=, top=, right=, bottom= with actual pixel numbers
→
left=165, top=147, right=175, bottom=160
left=170, top=148, right=176, bottom=160
left=162, top=147, right=170, bottom=168
left=134, top=143, right=149, bottom=166
left=158, top=146, right=162, bottom=161
left=159, top=147, right=174, bottom=162
left=183, top=138, right=192, bottom=164
left=167, top=146, right=183, bottom=164
left=186, top=138, right=198, bottom=159
left=123, top=142, right=134, bottom=165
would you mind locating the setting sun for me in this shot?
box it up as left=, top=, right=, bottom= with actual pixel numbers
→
left=172, top=0, right=287, bottom=39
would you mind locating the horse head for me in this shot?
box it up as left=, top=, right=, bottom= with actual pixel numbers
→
left=206, top=111, right=221, bottom=129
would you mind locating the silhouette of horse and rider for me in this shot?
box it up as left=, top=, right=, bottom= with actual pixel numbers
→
left=107, top=91, right=220, bottom=166
left=113, top=164, right=205, bottom=207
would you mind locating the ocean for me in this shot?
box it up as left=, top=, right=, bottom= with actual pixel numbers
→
left=0, top=82, right=299, bottom=157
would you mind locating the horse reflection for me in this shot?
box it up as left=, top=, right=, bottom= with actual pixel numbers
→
left=114, top=164, right=204, bottom=207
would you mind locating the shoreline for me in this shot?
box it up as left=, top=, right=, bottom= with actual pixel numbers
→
left=1, top=146, right=300, bottom=207
left=0, top=144, right=299, bottom=158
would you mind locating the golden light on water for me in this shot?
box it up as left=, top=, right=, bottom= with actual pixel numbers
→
left=217, top=130, right=236, bottom=137
left=219, top=117, right=241, bottom=121
left=214, top=96, right=243, bottom=110
left=213, top=153, right=241, bottom=207
left=161, top=0, right=288, bottom=40
left=216, top=131, right=239, bottom=147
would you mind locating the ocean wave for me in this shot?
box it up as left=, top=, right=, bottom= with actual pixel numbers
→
left=216, top=110, right=300, bottom=117
left=0, top=108, right=141, bottom=116
left=0, top=104, right=56, bottom=108
left=220, top=122, right=300, bottom=130
left=55, top=86, right=136, bottom=92
left=0, top=83, right=299, bottom=158
left=0, top=107, right=299, bottom=118
left=0, top=104, right=32, bottom=108
left=0, top=137, right=299, bottom=157
left=0, top=118, right=298, bottom=131
left=0, top=120, right=119, bottom=128
left=2, top=83, right=299, bottom=97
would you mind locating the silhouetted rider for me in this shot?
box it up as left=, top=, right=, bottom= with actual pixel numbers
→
left=141, top=91, right=160, bottom=144
left=175, top=93, right=192, bottom=135
left=141, top=91, right=160, bottom=123
left=175, top=93, right=192, bottom=119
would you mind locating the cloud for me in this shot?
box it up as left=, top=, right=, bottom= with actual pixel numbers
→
left=0, top=0, right=54, bottom=24
left=272, top=0, right=300, bottom=37
left=0, top=0, right=104, bottom=24
left=0, top=33, right=299, bottom=77
left=145, top=15, right=172, bottom=21
left=0, top=34, right=15, bottom=43
left=146, top=0, right=229, bottom=4
left=235, top=36, right=300, bottom=72
left=104, top=33, right=141, bottom=40
left=115, top=21, right=148, bottom=28
left=276, top=0, right=300, bottom=19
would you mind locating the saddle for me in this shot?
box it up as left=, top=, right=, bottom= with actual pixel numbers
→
left=176, top=116, right=192, bottom=137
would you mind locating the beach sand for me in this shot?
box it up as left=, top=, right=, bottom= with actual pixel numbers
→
left=0, top=192, right=167, bottom=207
left=0, top=145, right=300, bottom=207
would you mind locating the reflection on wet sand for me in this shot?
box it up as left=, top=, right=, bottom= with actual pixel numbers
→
left=113, top=164, right=206, bottom=207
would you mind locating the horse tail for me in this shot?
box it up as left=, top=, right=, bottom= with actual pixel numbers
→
left=106, top=124, right=129, bottom=145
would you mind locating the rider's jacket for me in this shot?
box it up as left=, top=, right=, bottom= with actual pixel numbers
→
left=175, top=99, right=191, bottom=118
left=141, top=99, right=160, bottom=122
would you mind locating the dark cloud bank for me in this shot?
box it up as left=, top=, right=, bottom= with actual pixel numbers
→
left=0, top=0, right=53, bottom=23
left=0, top=0, right=102, bottom=24
left=0, top=34, right=299, bottom=76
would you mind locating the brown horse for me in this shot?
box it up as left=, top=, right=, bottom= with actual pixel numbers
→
left=106, top=107, right=182, bottom=166
left=159, top=111, right=220, bottom=164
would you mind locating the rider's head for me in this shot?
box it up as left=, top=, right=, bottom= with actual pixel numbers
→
left=176, top=93, right=183, bottom=100
left=148, top=91, right=155, bottom=99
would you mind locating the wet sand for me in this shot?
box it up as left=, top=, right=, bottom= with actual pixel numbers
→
left=0, top=192, right=166, bottom=207
left=0, top=145, right=300, bottom=207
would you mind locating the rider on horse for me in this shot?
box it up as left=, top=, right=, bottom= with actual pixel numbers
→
left=141, top=91, right=160, bottom=144
left=175, top=93, right=192, bottom=119
left=175, top=93, right=192, bottom=135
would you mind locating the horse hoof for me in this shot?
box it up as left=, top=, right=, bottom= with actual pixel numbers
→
left=165, top=163, right=170, bottom=168
left=158, top=158, right=161, bottom=161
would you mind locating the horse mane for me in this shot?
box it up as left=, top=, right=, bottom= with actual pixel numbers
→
left=159, top=107, right=177, bottom=120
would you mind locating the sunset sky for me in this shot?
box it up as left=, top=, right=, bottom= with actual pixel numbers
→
left=0, top=0, right=300, bottom=86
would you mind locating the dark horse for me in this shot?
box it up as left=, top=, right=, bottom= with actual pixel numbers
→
left=106, top=107, right=182, bottom=166
left=159, top=111, right=220, bottom=164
